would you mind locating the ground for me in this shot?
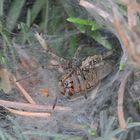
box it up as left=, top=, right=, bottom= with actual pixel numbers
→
left=0, top=41, right=140, bottom=140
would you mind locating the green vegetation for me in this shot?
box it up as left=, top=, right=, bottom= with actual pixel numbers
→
left=0, top=0, right=116, bottom=65
left=119, top=63, right=126, bottom=71
left=67, top=17, right=113, bottom=50
left=67, top=17, right=99, bottom=32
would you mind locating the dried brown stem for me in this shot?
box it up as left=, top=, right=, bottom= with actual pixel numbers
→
left=117, top=71, right=132, bottom=129
left=6, top=107, right=51, bottom=118
left=0, top=99, right=72, bottom=112
left=16, top=71, right=38, bottom=82
left=52, top=97, right=58, bottom=110
left=79, top=0, right=113, bottom=23
left=112, top=3, right=140, bottom=64
left=14, top=77, right=36, bottom=104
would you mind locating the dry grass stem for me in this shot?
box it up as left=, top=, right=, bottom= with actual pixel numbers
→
left=112, top=5, right=140, bottom=64
left=34, top=32, right=48, bottom=51
left=6, top=107, right=51, bottom=118
left=117, top=71, right=132, bottom=129
left=14, top=78, right=36, bottom=104
left=0, top=99, right=72, bottom=112
left=79, top=0, right=113, bottom=23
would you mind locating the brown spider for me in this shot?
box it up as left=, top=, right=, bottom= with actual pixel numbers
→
left=59, top=51, right=113, bottom=99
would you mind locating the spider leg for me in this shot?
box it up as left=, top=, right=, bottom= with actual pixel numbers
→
left=77, top=67, right=89, bottom=99
left=61, top=69, right=74, bottom=84
left=74, top=69, right=81, bottom=94
left=59, top=80, right=66, bottom=95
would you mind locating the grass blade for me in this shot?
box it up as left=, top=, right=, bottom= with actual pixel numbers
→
left=0, top=0, right=4, bottom=16
left=40, top=0, right=49, bottom=31
left=26, top=8, right=31, bottom=27
left=6, top=0, right=26, bottom=31
left=30, top=0, right=46, bottom=24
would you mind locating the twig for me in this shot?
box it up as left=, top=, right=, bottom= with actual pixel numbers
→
left=0, top=99, right=71, bottom=112
left=34, top=31, right=66, bottom=62
left=34, top=32, right=48, bottom=51
left=14, top=77, right=36, bottom=104
left=79, top=0, right=113, bottom=23
left=6, top=107, right=51, bottom=118
left=16, top=70, right=38, bottom=82
left=117, top=70, right=132, bottom=129
left=52, top=97, right=57, bottom=110
left=111, top=1, right=140, bottom=64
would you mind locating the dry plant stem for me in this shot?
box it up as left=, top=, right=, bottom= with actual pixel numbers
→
left=52, top=97, right=57, bottom=110
left=111, top=2, right=140, bottom=64
left=16, top=70, right=38, bottom=82
left=35, top=31, right=66, bottom=62
left=124, top=0, right=140, bottom=29
left=0, top=99, right=71, bottom=112
left=79, top=0, right=113, bottom=23
left=34, top=32, right=48, bottom=51
left=6, top=108, right=51, bottom=118
left=117, top=70, right=132, bottom=129
left=15, top=80, right=36, bottom=104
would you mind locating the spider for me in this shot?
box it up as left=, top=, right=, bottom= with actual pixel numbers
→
left=59, top=46, right=113, bottom=99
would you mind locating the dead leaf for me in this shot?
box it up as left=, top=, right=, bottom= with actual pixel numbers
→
left=49, top=59, right=59, bottom=66
left=34, top=32, right=48, bottom=51
left=40, top=88, right=49, bottom=97
left=0, top=68, right=13, bottom=93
